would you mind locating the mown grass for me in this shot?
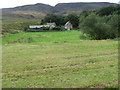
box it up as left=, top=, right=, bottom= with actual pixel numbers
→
left=2, top=30, right=118, bottom=88
left=2, top=30, right=89, bottom=44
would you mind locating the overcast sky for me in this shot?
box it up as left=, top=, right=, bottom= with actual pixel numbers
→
left=0, top=0, right=119, bottom=8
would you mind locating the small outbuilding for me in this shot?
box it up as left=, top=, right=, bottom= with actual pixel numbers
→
left=47, top=23, right=56, bottom=29
left=28, top=22, right=56, bottom=31
left=65, top=21, right=73, bottom=30
left=29, top=25, right=50, bottom=29
left=29, top=25, right=50, bottom=31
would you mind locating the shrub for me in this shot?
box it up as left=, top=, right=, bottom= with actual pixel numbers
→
left=52, top=26, right=63, bottom=31
left=96, top=6, right=120, bottom=16
left=42, top=27, right=50, bottom=30
left=18, top=36, right=34, bottom=43
left=80, top=13, right=118, bottom=40
left=107, top=14, right=120, bottom=37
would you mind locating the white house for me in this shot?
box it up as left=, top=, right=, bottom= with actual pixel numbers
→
left=65, top=21, right=73, bottom=30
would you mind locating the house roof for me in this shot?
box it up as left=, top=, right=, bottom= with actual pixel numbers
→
left=65, top=21, right=72, bottom=26
left=47, top=23, right=56, bottom=26
left=29, top=25, right=50, bottom=28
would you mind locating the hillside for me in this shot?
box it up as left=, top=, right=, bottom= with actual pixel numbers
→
left=2, top=3, right=54, bottom=19
left=2, top=2, right=117, bottom=19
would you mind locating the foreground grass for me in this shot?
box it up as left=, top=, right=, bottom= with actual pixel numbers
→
left=2, top=30, right=87, bottom=44
left=2, top=30, right=118, bottom=88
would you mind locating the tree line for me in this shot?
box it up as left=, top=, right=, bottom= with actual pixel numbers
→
left=41, top=5, right=119, bottom=40
left=80, top=5, right=120, bottom=40
left=41, top=13, right=79, bottom=28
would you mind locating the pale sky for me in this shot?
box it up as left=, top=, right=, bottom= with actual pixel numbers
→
left=0, top=0, right=119, bottom=9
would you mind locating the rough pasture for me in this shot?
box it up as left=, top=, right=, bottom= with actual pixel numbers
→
left=2, top=30, right=118, bottom=88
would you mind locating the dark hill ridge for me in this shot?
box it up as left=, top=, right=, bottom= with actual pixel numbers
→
left=3, top=3, right=54, bottom=13
left=2, top=2, right=117, bottom=18
left=2, top=3, right=54, bottom=19
left=55, top=2, right=116, bottom=13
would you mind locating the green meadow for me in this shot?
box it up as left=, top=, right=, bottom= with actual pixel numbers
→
left=2, top=30, right=118, bottom=88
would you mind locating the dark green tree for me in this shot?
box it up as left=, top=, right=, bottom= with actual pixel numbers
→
left=80, top=13, right=116, bottom=40
left=41, top=14, right=65, bottom=26
left=96, top=6, right=120, bottom=16
left=80, top=6, right=120, bottom=40
left=65, top=13, right=79, bottom=28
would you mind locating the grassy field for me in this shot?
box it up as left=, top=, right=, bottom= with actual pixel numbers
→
left=2, top=30, right=118, bottom=88
left=2, top=17, right=40, bottom=24
left=2, top=17, right=40, bottom=34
